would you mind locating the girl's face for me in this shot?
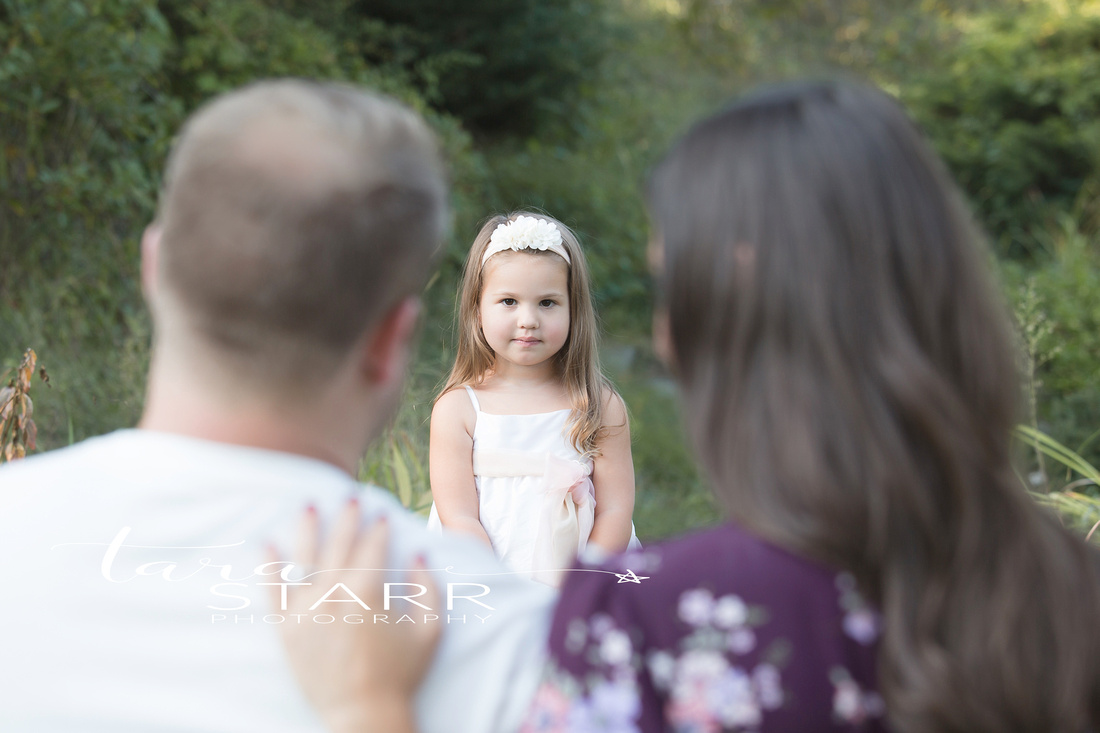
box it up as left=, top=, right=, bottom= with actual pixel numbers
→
left=479, top=252, right=571, bottom=373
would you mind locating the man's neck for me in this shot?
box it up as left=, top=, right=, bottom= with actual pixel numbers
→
left=138, top=409, right=354, bottom=474
left=140, top=359, right=368, bottom=476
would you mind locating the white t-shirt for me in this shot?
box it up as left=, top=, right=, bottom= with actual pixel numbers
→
left=0, top=430, right=555, bottom=732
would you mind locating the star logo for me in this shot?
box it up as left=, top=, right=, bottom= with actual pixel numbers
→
left=614, top=569, right=649, bottom=584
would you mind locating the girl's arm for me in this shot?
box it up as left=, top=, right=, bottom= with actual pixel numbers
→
left=587, top=389, right=636, bottom=553
left=429, top=389, right=494, bottom=549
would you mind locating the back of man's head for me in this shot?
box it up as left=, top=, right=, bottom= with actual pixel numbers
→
left=154, top=79, right=447, bottom=388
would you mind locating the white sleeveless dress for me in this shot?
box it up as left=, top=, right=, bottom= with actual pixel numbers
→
left=427, top=386, right=640, bottom=585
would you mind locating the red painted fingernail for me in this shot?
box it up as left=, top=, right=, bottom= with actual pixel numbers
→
left=305, top=504, right=317, bottom=515
left=347, top=496, right=359, bottom=508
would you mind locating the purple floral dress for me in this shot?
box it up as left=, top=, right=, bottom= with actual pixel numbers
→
left=522, top=523, right=890, bottom=733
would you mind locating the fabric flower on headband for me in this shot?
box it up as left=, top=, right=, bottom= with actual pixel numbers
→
left=482, top=215, right=571, bottom=265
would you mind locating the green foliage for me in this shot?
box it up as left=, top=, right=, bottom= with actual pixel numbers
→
left=0, top=0, right=173, bottom=440
left=356, top=348, right=443, bottom=516
left=659, top=0, right=1100, bottom=253
left=164, top=0, right=354, bottom=101
left=360, top=429, right=433, bottom=514
left=5, top=0, right=1100, bottom=545
left=662, top=0, right=1020, bottom=81
left=905, top=2, right=1100, bottom=253
left=0, top=0, right=174, bottom=273
left=481, top=3, right=739, bottom=330
left=1017, top=216, right=1100, bottom=399
left=156, top=0, right=420, bottom=107
left=322, top=0, right=613, bottom=134
left=0, top=0, right=486, bottom=448
left=1016, top=425, right=1100, bottom=543
left=1002, top=197, right=1100, bottom=470
left=617, top=371, right=719, bottom=540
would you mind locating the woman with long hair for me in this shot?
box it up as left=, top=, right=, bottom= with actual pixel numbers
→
left=275, top=79, right=1100, bottom=732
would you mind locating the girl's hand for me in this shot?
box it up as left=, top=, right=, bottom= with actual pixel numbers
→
left=266, top=500, right=440, bottom=733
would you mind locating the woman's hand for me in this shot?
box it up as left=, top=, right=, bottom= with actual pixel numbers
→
left=267, top=499, right=441, bottom=733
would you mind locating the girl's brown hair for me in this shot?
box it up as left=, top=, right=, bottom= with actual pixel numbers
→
left=648, top=80, right=1100, bottom=732
left=440, top=212, right=612, bottom=455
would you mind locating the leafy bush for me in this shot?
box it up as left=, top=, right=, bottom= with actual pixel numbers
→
left=0, top=0, right=487, bottom=448
left=905, top=2, right=1100, bottom=254
left=292, top=0, right=614, bottom=135
left=0, top=0, right=174, bottom=275
left=1002, top=194, right=1100, bottom=472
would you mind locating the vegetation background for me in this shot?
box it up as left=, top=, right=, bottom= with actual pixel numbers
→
left=3, top=0, right=1099, bottom=541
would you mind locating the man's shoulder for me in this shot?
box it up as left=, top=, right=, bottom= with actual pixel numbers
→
left=0, top=431, right=125, bottom=492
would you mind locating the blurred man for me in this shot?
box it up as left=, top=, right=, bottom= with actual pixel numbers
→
left=0, top=80, right=553, bottom=733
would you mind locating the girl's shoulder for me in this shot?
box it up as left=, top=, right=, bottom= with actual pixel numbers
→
left=598, top=383, right=628, bottom=429
left=431, top=386, right=478, bottom=430
left=600, top=383, right=626, bottom=408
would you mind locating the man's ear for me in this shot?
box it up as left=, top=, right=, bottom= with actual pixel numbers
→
left=141, top=225, right=161, bottom=302
left=361, top=296, right=422, bottom=386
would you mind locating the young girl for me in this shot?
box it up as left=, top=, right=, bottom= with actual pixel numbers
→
left=426, top=212, right=640, bottom=583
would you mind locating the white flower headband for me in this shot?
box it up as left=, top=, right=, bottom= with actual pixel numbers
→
left=481, top=215, right=571, bottom=266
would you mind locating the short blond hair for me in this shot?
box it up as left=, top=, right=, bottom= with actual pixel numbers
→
left=157, top=79, right=447, bottom=384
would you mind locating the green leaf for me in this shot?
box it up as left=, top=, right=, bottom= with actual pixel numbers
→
left=391, top=440, right=413, bottom=509
left=1016, top=424, right=1100, bottom=484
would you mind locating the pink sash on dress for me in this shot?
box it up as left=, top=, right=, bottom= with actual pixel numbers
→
left=473, top=449, right=595, bottom=586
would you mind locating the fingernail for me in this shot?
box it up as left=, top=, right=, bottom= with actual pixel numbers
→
left=414, top=553, right=427, bottom=568
left=305, top=504, right=317, bottom=515
left=347, top=496, right=359, bottom=508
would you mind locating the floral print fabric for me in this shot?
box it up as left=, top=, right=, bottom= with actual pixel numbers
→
left=523, top=524, right=889, bottom=732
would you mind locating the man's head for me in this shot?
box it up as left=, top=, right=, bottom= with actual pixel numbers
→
left=148, top=80, right=447, bottom=394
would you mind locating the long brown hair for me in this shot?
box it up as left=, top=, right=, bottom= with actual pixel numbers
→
left=440, top=212, right=612, bottom=455
left=648, top=80, right=1100, bottom=732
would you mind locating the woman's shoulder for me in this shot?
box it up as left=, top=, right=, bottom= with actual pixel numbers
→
left=558, top=524, right=848, bottom=625
left=541, top=524, right=887, bottom=731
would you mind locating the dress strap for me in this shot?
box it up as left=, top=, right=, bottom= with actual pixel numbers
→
left=463, top=384, right=481, bottom=412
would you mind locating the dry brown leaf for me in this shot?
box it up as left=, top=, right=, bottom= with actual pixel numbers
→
left=1, top=349, right=44, bottom=462
left=0, top=387, right=12, bottom=423
left=17, top=349, right=36, bottom=391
